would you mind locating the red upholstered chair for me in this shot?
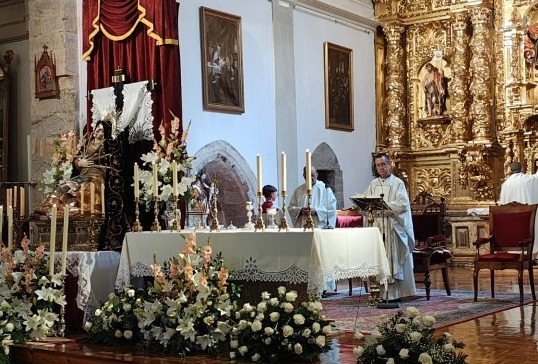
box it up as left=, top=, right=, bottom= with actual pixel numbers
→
left=335, top=207, right=365, bottom=296
left=411, top=192, right=452, bottom=300
left=473, top=202, right=537, bottom=304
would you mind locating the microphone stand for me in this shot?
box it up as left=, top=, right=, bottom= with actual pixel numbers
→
left=376, top=189, right=399, bottom=309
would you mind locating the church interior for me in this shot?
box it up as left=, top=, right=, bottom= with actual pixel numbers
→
left=1, top=0, right=538, bottom=363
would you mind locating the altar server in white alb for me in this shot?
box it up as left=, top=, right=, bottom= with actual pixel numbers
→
left=365, top=152, right=416, bottom=301
left=288, top=166, right=337, bottom=229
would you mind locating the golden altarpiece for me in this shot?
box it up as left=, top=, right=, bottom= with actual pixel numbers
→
left=372, top=1, right=538, bottom=261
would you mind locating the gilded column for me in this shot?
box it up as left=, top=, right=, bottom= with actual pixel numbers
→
left=469, top=6, right=494, bottom=143
left=382, top=24, right=407, bottom=149
left=450, top=12, right=471, bottom=143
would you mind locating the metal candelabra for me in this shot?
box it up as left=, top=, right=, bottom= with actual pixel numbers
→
left=254, top=192, right=265, bottom=232
left=278, top=191, right=289, bottom=232
left=132, top=198, right=143, bottom=232
left=151, top=196, right=161, bottom=232
left=303, top=190, right=314, bottom=231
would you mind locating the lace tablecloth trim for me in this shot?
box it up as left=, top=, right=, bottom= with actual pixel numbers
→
left=230, top=257, right=309, bottom=284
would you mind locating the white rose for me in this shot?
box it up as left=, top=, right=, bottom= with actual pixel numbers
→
left=371, top=330, right=382, bottom=339
left=302, top=328, right=311, bottom=338
left=443, top=332, right=453, bottom=343
left=376, top=344, right=386, bottom=355
left=379, top=314, right=389, bottom=323
left=418, top=352, right=433, bottom=364
left=251, top=353, right=261, bottom=362
left=94, top=309, right=102, bottom=316
left=4, top=323, right=14, bottom=332
left=395, top=323, right=407, bottom=333
left=238, top=345, right=248, bottom=355
left=257, top=301, right=267, bottom=313
left=399, top=348, right=409, bottom=359
left=114, top=330, right=122, bottom=338
left=230, top=339, right=239, bottom=349
left=353, top=346, right=365, bottom=358
left=269, top=297, right=279, bottom=306
left=261, top=291, right=270, bottom=300
left=322, top=325, right=332, bottom=335
left=410, top=331, right=422, bottom=342
left=315, top=335, right=326, bottom=347
left=251, top=320, right=263, bottom=332
left=406, top=306, right=419, bottom=318
left=353, top=331, right=364, bottom=340
left=386, top=358, right=395, bottom=364
left=444, top=343, right=455, bottom=352
left=243, top=303, right=254, bottom=312
left=84, top=321, right=93, bottom=331
left=282, top=325, right=294, bottom=337
left=294, top=343, right=303, bottom=354
left=127, top=288, right=135, bottom=297
left=285, top=291, right=297, bottom=302
left=278, top=286, right=286, bottom=295
left=293, top=314, right=305, bottom=325
left=312, top=322, right=321, bottom=333
left=264, top=327, right=274, bottom=336
left=230, top=352, right=236, bottom=359
left=123, top=303, right=131, bottom=312
left=422, top=315, right=436, bottom=327
left=123, top=330, right=133, bottom=339
left=282, top=302, right=294, bottom=313
left=270, top=312, right=280, bottom=322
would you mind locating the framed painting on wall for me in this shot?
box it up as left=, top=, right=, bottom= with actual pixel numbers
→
left=324, top=42, right=353, bottom=131
left=34, top=45, right=60, bottom=100
left=200, top=7, right=244, bottom=113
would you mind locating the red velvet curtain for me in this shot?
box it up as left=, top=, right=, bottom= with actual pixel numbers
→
left=82, top=0, right=181, bottom=136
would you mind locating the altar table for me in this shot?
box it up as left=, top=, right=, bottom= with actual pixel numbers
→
left=115, top=228, right=391, bottom=298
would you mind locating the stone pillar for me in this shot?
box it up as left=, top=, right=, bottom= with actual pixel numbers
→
left=469, top=6, right=494, bottom=143
left=27, top=0, right=80, bottom=209
left=382, top=24, right=407, bottom=149
left=450, top=12, right=471, bottom=144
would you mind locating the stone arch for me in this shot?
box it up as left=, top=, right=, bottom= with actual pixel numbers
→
left=191, top=140, right=257, bottom=227
left=311, top=142, right=344, bottom=209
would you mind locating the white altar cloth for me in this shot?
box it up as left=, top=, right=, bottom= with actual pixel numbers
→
left=54, top=251, right=121, bottom=323
left=115, top=228, right=391, bottom=297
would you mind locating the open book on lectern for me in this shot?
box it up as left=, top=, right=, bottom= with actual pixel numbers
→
left=349, top=194, right=391, bottom=212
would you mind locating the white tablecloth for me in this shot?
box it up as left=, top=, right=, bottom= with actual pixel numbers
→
left=115, top=228, right=391, bottom=297
left=54, top=251, right=120, bottom=322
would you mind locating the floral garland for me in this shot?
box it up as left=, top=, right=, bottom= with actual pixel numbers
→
left=353, top=307, right=468, bottom=364
left=0, top=236, right=66, bottom=364
left=139, top=113, right=195, bottom=210
left=39, top=131, right=79, bottom=195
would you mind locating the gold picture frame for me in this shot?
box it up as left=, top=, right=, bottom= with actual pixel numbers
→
left=324, top=42, right=353, bottom=131
left=34, top=45, right=60, bottom=100
left=200, top=7, right=244, bottom=113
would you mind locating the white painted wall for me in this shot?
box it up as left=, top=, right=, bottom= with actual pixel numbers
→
left=180, top=0, right=377, bottom=206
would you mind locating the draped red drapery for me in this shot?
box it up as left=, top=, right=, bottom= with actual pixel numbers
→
left=82, top=0, right=181, bottom=135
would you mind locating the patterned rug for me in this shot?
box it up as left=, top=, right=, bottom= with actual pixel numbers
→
left=322, top=288, right=535, bottom=333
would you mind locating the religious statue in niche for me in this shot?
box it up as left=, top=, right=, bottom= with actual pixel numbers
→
left=420, top=62, right=449, bottom=119
left=34, top=45, right=60, bottom=100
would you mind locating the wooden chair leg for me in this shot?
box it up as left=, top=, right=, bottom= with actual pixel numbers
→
left=423, top=271, right=431, bottom=301
left=529, top=265, right=536, bottom=301
left=490, top=270, right=495, bottom=299
left=473, top=269, right=479, bottom=302
left=441, top=266, right=451, bottom=296
left=348, top=278, right=352, bottom=296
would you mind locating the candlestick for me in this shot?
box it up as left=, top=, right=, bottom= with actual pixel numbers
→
left=256, top=154, right=263, bottom=194
left=90, top=182, right=95, bottom=214
left=172, top=161, right=178, bottom=197
left=49, top=204, right=57, bottom=276
left=153, top=162, right=158, bottom=197
left=280, top=151, right=287, bottom=193
left=134, top=163, right=140, bottom=199
left=0, top=205, right=3, bottom=244
left=305, top=149, right=312, bottom=191
left=101, top=182, right=105, bottom=214
left=7, top=206, right=12, bottom=250
left=61, top=206, right=69, bottom=276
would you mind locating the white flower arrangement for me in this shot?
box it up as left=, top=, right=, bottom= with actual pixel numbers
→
left=230, top=286, right=333, bottom=363
left=0, top=236, right=66, bottom=363
left=138, top=114, right=195, bottom=210
left=353, top=307, right=467, bottom=364
left=39, top=131, right=78, bottom=195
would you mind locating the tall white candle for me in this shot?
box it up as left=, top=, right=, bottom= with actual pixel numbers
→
left=280, top=152, right=287, bottom=193
left=134, top=163, right=140, bottom=199
left=101, top=182, right=105, bottom=214
left=20, top=187, right=25, bottom=217
left=256, top=155, right=263, bottom=194
left=61, top=206, right=69, bottom=276
left=172, top=161, right=178, bottom=197
left=80, top=183, right=85, bottom=215
left=153, top=162, right=158, bottom=197
left=6, top=189, right=11, bottom=211
left=49, top=204, right=57, bottom=276
left=90, top=183, right=95, bottom=214
left=7, top=206, right=13, bottom=250
left=0, top=205, right=3, bottom=245
left=305, top=149, right=312, bottom=191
